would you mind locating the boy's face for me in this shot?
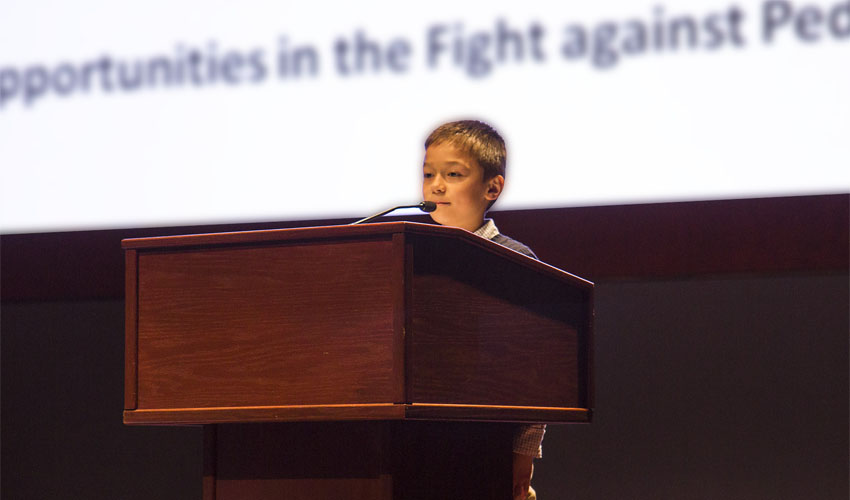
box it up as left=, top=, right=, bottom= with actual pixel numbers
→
left=422, top=143, right=503, bottom=232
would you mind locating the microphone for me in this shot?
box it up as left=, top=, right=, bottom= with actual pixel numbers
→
left=419, top=201, right=437, bottom=212
left=350, top=201, right=437, bottom=225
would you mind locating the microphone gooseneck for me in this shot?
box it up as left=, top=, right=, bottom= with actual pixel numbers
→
left=350, top=201, right=437, bottom=225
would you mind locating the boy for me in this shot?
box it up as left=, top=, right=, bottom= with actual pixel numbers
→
left=422, top=120, right=545, bottom=500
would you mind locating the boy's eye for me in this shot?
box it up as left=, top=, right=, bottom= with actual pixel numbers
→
left=448, top=172, right=462, bottom=177
left=423, top=172, right=433, bottom=178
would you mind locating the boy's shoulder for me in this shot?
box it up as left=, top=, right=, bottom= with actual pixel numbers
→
left=490, top=233, right=538, bottom=260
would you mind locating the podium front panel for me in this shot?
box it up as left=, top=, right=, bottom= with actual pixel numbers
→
left=132, top=235, right=400, bottom=412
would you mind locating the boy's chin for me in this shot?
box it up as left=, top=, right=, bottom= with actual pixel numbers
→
left=428, top=213, right=447, bottom=226
left=429, top=213, right=453, bottom=227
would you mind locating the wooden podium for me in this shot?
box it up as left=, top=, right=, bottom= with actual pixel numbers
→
left=123, top=222, right=593, bottom=499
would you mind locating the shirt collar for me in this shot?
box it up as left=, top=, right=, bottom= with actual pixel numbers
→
left=473, top=218, right=500, bottom=240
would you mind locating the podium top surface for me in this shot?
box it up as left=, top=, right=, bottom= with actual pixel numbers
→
left=122, top=221, right=592, bottom=289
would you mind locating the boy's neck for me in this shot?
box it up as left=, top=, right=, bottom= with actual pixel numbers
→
left=453, top=218, right=486, bottom=233
left=472, top=219, right=499, bottom=239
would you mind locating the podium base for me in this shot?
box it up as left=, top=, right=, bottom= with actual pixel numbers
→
left=205, top=421, right=513, bottom=500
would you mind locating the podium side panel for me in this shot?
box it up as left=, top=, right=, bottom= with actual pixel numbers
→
left=408, top=234, right=590, bottom=411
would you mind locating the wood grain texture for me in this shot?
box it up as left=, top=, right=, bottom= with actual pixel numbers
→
left=123, top=221, right=592, bottom=288
left=124, top=404, right=405, bottom=425
left=126, top=223, right=593, bottom=423
left=136, top=238, right=397, bottom=410
left=390, top=233, right=406, bottom=404
left=122, top=223, right=392, bottom=249
left=404, top=404, right=589, bottom=422
left=124, top=403, right=587, bottom=425
left=124, top=249, right=138, bottom=410
left=408, top=232, right=592, bottom=410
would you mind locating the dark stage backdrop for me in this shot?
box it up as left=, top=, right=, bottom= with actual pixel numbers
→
left=2, top=194, right=848, bottom=499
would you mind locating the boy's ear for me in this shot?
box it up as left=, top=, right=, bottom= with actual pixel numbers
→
left=485, top=175, right=505, bottom=201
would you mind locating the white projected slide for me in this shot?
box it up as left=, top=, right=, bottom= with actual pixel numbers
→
left=1, top=0, right=848, bottom=233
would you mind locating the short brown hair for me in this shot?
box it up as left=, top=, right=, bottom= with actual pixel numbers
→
left=424, top=120, right=506, bottom=180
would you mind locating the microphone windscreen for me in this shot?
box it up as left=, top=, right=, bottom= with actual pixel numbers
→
left=419, top=201, right=437, bottom=213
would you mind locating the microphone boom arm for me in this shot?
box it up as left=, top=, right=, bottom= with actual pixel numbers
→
left=350, top=201, right=436, bottom=225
